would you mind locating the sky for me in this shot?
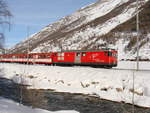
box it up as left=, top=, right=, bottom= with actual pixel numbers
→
left=4, top=0, right=97, bottom=48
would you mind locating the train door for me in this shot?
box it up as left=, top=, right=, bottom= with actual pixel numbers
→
left=75, top=52, right=81, bottom=63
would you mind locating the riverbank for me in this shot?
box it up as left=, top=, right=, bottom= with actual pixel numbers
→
left=0, top=61, right=150, bottom=108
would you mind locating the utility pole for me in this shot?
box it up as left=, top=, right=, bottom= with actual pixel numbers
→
left=132, top=0, right=140, bottom=112
left=27, top=26, right=30, bottom=54
left=27, top=26, right=30, bottom=65
left=132, top=72, right=135, bottom=113
left=136, top=0, right=139, bottom=71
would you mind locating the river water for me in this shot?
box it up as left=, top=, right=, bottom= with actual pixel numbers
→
left=0, top=78, right=150, bottom=113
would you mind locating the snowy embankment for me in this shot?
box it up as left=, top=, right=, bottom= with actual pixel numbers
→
left=0, top=97, right=78, bottom=113
left=0, top=61, right=150, bottom=108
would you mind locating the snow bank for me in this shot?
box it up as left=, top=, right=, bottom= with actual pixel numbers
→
left=0, top=62, right=150, bottom=108
left=0, top=97, right=79, bottom=113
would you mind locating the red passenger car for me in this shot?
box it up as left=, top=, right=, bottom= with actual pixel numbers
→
left=0, top=53, right=53, bottom=64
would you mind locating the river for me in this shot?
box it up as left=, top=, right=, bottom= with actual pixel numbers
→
left=0, top=78, right=150, bottom=113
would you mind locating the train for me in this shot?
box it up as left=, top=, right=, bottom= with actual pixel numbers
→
left=0, top=49, right=118, bottom=68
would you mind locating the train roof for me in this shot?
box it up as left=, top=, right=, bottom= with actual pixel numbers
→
left=0, top=49, right=117, bottom=55
left=55, top=48, right=117, bottom=53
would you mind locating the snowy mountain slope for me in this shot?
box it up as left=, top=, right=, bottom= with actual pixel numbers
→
left=9, top=0, right=150, bottom=60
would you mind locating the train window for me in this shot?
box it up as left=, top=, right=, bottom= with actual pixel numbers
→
left=57, top=53, right=64, bottom=56
left=58, top=57, right=64, bottom=60
left=61, top=53, right=64, bottom=56
left=32, top=55, right=38, bottom=58
left=82, top=52, right=86, bottom=56
left=24, top=55, right=27, bottom=58
left=108, top=52, right=112, bottom=57
left=38, top=55, right=47, bottom=58
left=104, top=52, right=108, bottom=56
left=113, top=53, right=117, bottom=58
left=76, top=53, right=80, bottom=56
left=53, top=53, right=57, bottom=57
left=58, top=53, right=61, bottom=56
left=29, top=55, right=33, bottom=58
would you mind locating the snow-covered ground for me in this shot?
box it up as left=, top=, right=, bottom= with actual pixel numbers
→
left=0, top=61, right=150, bottom=108
left=116, top=61, right=150, bottom=70
left=0, top=97, right=79, bottom=113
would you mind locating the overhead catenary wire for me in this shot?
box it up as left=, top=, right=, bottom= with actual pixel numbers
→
left=132, top=71, right=135, bottom=113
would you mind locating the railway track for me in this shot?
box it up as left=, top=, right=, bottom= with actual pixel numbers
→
left=111, top=68, right=150, bottom=72
left=0, top=62, right=150, bottom=72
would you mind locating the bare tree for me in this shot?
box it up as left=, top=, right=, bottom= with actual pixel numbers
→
left=0, top=0, right=12, bottom=53
left=0, top=33, right=4, bottom=48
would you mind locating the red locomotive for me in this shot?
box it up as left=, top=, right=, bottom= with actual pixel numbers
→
left=0, top=49, right=117, bottom=68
